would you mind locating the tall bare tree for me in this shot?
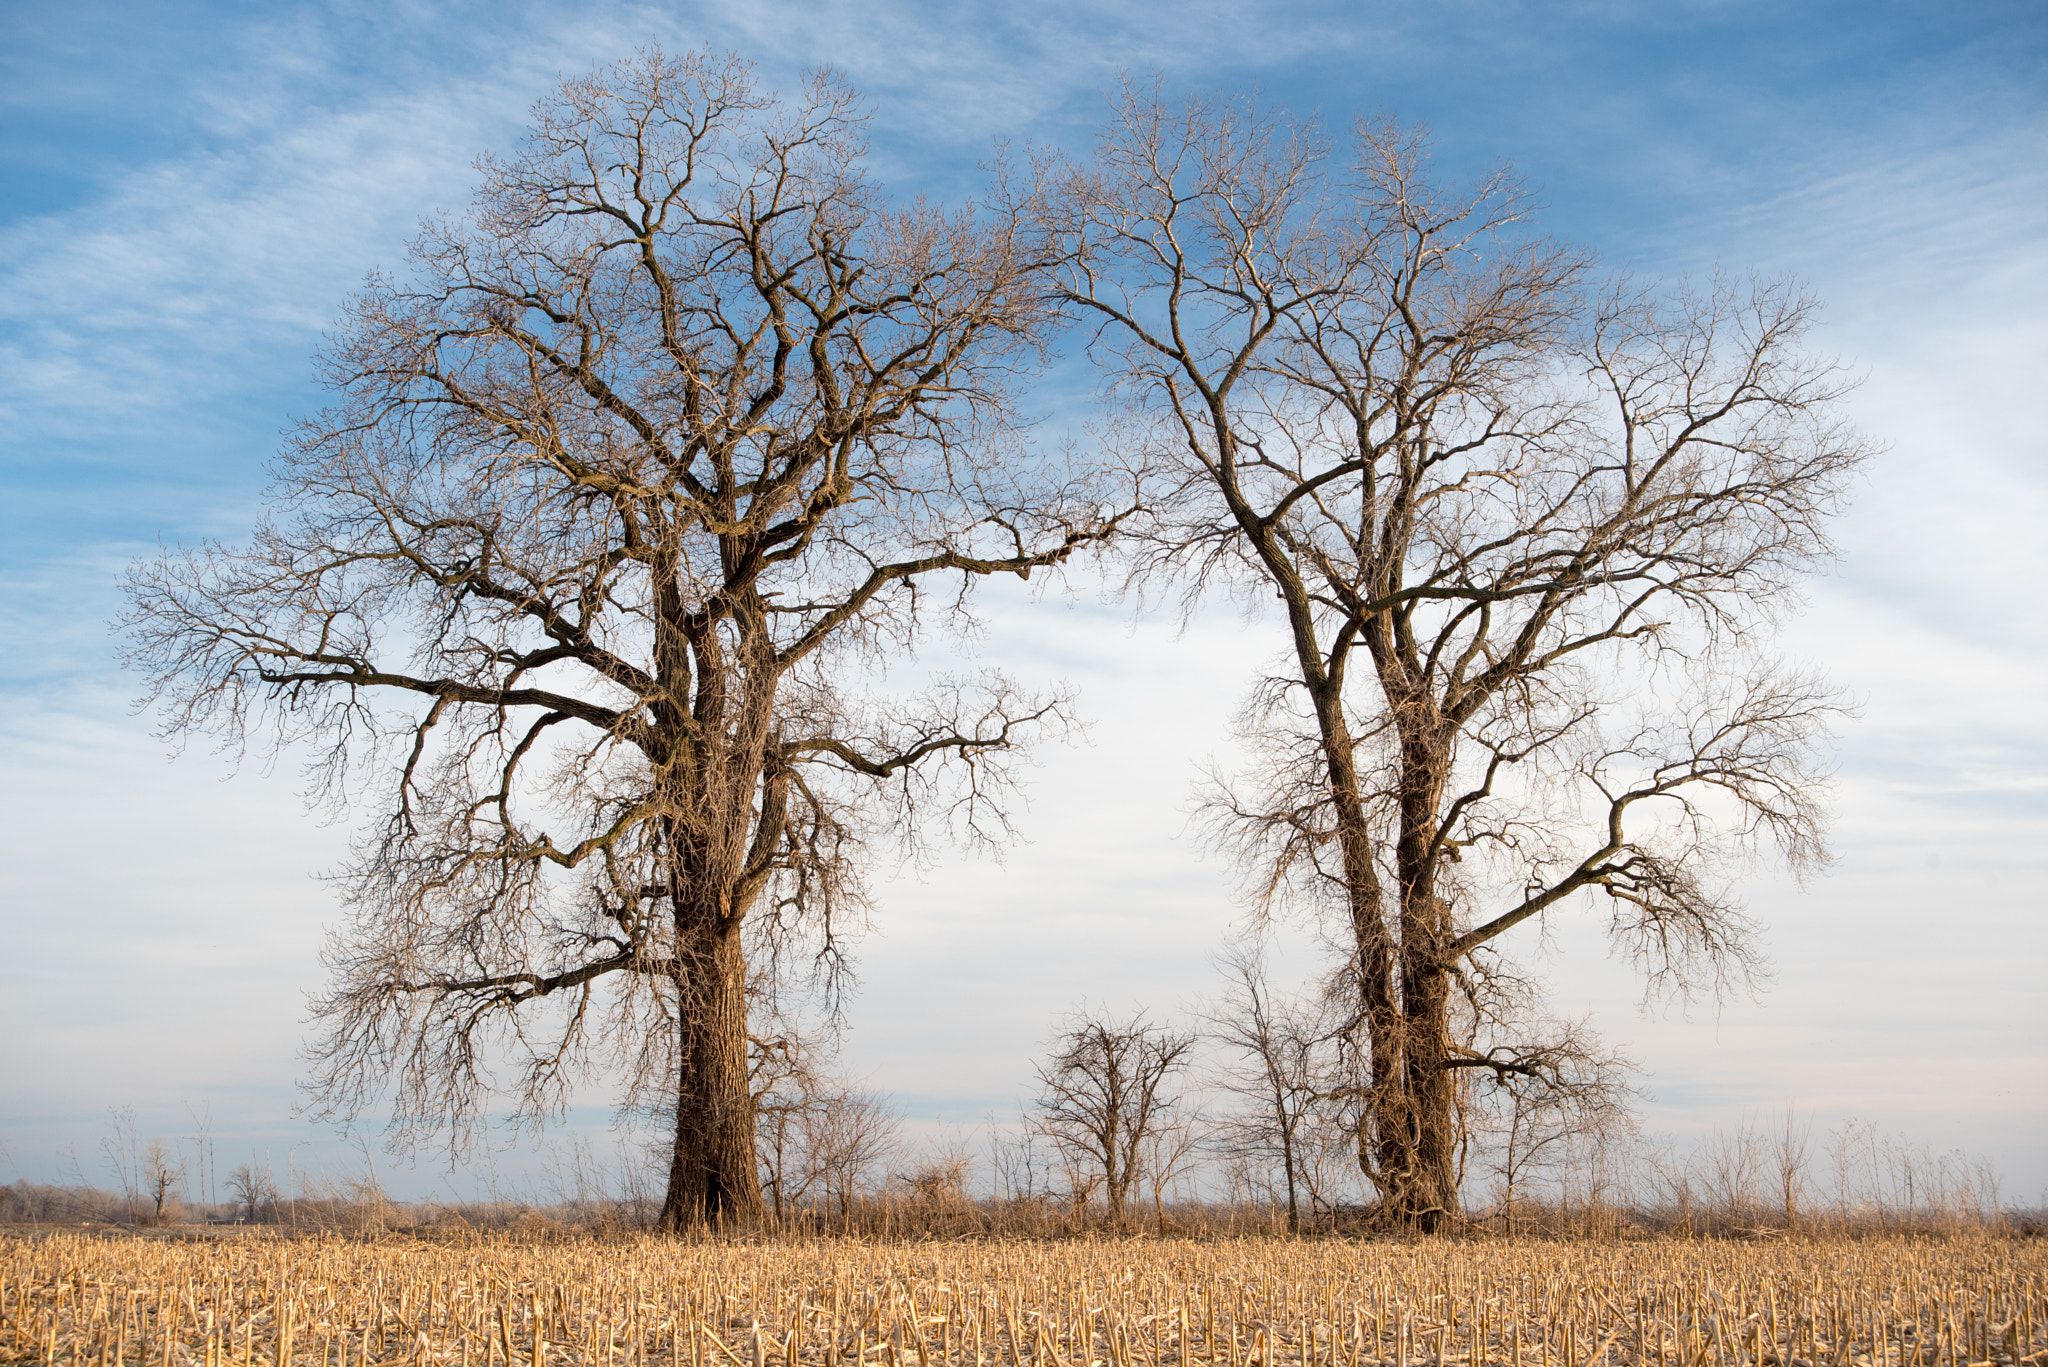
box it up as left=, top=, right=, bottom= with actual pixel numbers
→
left=1053, top=86, right=1867, bottom=1227
left=123, top=51, right=1119, bottom=1230
left=1031, top=1007, right=1197, bottom=1228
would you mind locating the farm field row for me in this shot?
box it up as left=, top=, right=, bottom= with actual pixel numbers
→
left=1, top=1234, right=2041, bottom=1367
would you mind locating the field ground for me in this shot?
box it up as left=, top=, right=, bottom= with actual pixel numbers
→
left=0, top=1232, right=2042, bottom=1367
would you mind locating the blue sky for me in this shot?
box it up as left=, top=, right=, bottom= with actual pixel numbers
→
left=3, top=0, right=2044, bottom=1204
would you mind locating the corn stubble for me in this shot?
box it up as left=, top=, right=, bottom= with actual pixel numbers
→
left=2, top=1235, right=2041, bottom=1367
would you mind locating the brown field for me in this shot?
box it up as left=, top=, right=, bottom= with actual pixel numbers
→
left=1, top=1232, right=2041, bottom=1367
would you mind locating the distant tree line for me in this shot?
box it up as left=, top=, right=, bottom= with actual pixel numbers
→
left=2, top=1095, right=2028, bottom=1238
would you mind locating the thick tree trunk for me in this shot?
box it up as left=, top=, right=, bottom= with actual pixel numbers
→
left=1305, top=686, right=1407, bottom=1214
left=1340, top=803, right=1409, bottom=1209
left=1392, top=714, right=1460, bottom=1230
left=1399, top=950, right=1458, bottom=1231
left=1345, top=708, right=1462, bottom=1232
left=657, top=916, right=764, bottom=1231
left=1289, top=575, right=1465, bottom=1230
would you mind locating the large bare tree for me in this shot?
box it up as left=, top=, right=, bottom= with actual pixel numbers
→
left=1053, top=87, right=1868, bottom=1228
left=123, top=51, right=1117, bottom=1230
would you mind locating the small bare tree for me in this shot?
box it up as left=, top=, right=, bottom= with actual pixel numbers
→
left=988, top=1109, right=1054, bottom=1208
left=1199, top=943, right=1334, bottom=1233
left=1031, top=1007, right=1197, bottom=1228
left=1699, top=1123, right=1769, bottom=1228
left=183, top=1105, right=216, bottom=1208
left=1773, top=1102, right=1813, bottom=1229
left=226, top=1163, right=278, bottom=1223
left=140, top=1139, right=187, bottom=1226
left=1053, top=85, right=1867, bottom=1227
left=800, top=1087, right=901, bottom=1225
left=101, top=1106, right=141, bottom=1213
left=1138, top=1098, right=1207, bottom=1229
left=123, top=50, right=1121, bottom=1231
left=1465, top=1016, right=1637, bottom=1233
left=748, top=1014, right=833, bottom=1225
left=899, top=1137, right=978, bottom=1226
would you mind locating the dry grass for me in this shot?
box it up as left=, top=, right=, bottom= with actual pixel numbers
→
left=1, top=1232, right=2041, bottom=1367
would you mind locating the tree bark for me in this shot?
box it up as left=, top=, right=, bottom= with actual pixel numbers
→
left=1289, top=625, right=1410, bottom=1223
left=1399, top=947, right=1457, bottom=1230
left=1387, top=707, right=1460, bottom=1228
left=658, top=915, right=763, bottom=1230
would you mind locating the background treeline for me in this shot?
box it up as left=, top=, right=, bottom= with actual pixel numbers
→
left=6, top=1102, right=2030, bottom=1238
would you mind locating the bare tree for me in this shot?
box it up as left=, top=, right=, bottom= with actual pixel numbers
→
left=748, top=1009, right=833, bottom=1224
left=226, top=1163, right=278, bottom=1223
left=123, top=51, right=1122, bottom=1230
left=100, top=1107, right=141, bottom=1213
left=1465, top=1016, right=1637, bottom=1233
left=1826, top=1115, right=1876, bottom=1227
left=988, top=1108, right=1053, bottom=1207
left=1667, top=1107, right=1812, bottom=1232
left=98, top=1111, right=191, bottom=1225
left=1052, top=85, right=1866, bottom=1228
left=1031, top=1007, right=1197, bottom=1228
left=183, top=1104, right=216, bottom=1208
left=898, top=1136, right=978, bottom=1225
left=1198, top=943, right=1333, bottom=1233
left=1137, top=1097, right=1206, bottom=1230
left=800, top=1086, right=901, bottom=1224
left=1699, top=1123, right=1769, bottom=1228
left=139, top=1139, right=187, bottom=1226
left=1772, top=1102, right=1813, bottom=1229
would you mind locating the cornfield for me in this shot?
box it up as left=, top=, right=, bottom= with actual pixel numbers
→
left=1, top=1233, right=2041, bottom=1367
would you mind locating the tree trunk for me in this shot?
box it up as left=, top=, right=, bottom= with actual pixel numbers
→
left=1105, top=1142, right=1126, bottom=1228
left=1326, top=705, right=1443, bottom=1227
left=1282, top=1143, right=1300, bottom=1235
left=657, top=915, right=764, bottom=1230
left=1400, top=949, right=1458, bottom=1230
left=1307, top=686, right=1408, bottom=1213
left=1377, top=713, right=1461, bottom=1230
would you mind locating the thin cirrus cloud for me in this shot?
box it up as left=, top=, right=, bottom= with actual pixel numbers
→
left=1, top=0, right=2043, bottom=1198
